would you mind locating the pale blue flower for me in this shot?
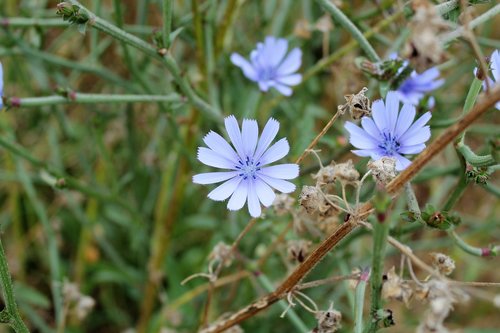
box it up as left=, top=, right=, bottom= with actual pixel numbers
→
left=395, top=67, right=444, bottom=106
left=193, top=115, right=299, bottom=217
left=344, top=91, right=432, bottom=171
left=0, top=62, right=3, bottom=109
left=230, top=36, right=302, bottom=96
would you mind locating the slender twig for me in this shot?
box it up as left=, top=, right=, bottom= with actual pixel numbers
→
left=448, top=230, right=498, bottom=257
left=355, top=268, right=370, bottom=333
left=0, top=239, right=30, bottom=333
left=162, top=0, right=173, bottom=50
left=315, top=0, right=380, bottom=62
left=6, top=93, right=182, bottom=108
left=65, top=0, right=221, bottom=120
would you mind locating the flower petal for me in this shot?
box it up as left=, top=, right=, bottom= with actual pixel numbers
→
left=352, top=149, right=384, bottom=160
left=203, top=131, right=239, bottom=163
left=254, top=178, right=276, bottom=207
left=265, top=36, right=288, bottom=68
left=371, top=99, right=388, bottom=132
left=230, top=53, right=257, bottom=81
left=491, top=49, right=500, bottom=82
left=258, top=138, right=289, bottom=166
left=385, top=91, right=400, bottom=133
left=394, top=103, right=416, bottom=139
left=208, top=176, right=242, bottom=201
left=224, top=115, right=246, bottom=159
left=393, top=153, right=412, bottom=171
left=198, top=147, right=236, bottom=169
left=398, top=112, right=432, bottom=145
left=254, top=118, right=280, bottom=161
left=277, top=48, right=302, bottom=76
left=345, top=122, right=379, bottom=149
left=276, top=73, right=302, bottom=86
left=360, top=117, right=382, bottom=141
left=273, top=83, right=293, bottom=96
left=247, top=180, right=262, bottom=217
left=259, top=164, right=299, bottom=179
left=258, top=174, right=296, bottom=193
left=193, top=171, right=239, bottom=184
left=227, top=180, right=248, bottom=210
left=398, top=144, right=426, bottom=154
left=241, top=119, right=259, bottom=158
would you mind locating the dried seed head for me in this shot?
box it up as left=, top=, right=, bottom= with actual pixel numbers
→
left=273, top=194, right=296, bottom=215
left=429, top=253, right=455, bottom=276
left=381, top=267, right=413, bottom=307
left=404, top=0, right=449, bottom=71
left=337, top=87, right=371, bottom=120
left=311, top=303, right=342, bottom=333
left=287, top=239, right=312, bottom=263
left=62, top=280, right=96, bottom=321
left=333, top=160, right=360, bottom=185
left=299, top=186, right=338, bottom=217
left=209, top=242, right=234, bottom=268
left=368, top=157, right=397, bottom=186
left=315, top=14, right=333, bottom=33
left=313, top=163, right=337, bottom=186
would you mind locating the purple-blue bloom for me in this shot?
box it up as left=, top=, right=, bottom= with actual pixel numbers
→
left=395, top=67, right=444, bottom=106
left=0, top=62, right=3, bottom=109
left=344, top=91, right=432, bottom=171
left=230, top=36, right=302, bottom=96
left=193, top=115, right=299, bottom=217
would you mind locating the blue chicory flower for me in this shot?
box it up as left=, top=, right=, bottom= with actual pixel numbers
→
left=344, top=91, right=432, bottom=171
left=395, top=67, right=444, bottom=106
left=193, top=115, right=299, bottom=217
left=230, top=36, right=302, bottom=96
left=0, top=62, right=3, bottom=109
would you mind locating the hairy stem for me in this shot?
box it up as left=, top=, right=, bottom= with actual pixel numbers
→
left=0, top=239, right=30, bottom=333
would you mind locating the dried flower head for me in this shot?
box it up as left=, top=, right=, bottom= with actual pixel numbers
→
left=273, top=193, right=296, bottom=215
left=311, top=303, right=342, bottom=333
left=209, top=242, right=234, bottom=268
left=338, top=87, right=371, bottom=120
left=429, top=253, right=455, bottom=276
left=416, top=280, right=469, bottom=333
left=313, top=163, right=337, bottom=185
left=315, top=14, right=334, bottom=33
left=299, top=186, right=337, bottom=217
left=287, top=239, right=312, bottom=263
left=231, top=36, right=302, bottom=96
left=404, top=0, right=448, bottom=70
left=193, top=116, right=299, bottom=217
left=344, top=91, right=432, bottom=170
left=332, top=160, right=360, bottom=185
left=368, top=157, right=397, bottom=186
left=63, top=280, right=96, bottom=321
left=382, top=266, right=413, bottom=307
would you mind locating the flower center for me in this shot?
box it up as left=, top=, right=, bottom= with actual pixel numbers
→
left=378, top=131, right=400, bottom=155
left=235, top=156, right=261, bottom=180
left=258, top=66, right=277, bottom=81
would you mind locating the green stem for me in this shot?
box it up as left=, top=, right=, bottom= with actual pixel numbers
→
left=65, top=0, right=221, bottom=120
left=0, top=239, right=30, bottom=333
left=315, top=0, right=380, bottom=62
left=354, top=268, right=370, bottom=333
left=162, top=0, right=173, bottom=49
left=460, top=77, right=483, bottom=143
left=257, top=274, right=309, bottom=333
left=448, top=230, right=498, bottom=257
left=443, top=4, right=500, bottom=43
left=367, top=215, right=390, bottom=332
left=7, top=93, right=182, bottom=108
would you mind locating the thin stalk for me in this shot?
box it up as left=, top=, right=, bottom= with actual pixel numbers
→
left=354, top=268, right=370, bottom=333
left=215, top=0, right=238, bottom=56
left=404, top=182, right=423, bottom=222
left=257, top=274, right=309, bottom=333
left=66, top=0, right=221, bottom=120
left=162, top=0, right=173, bottom=49
left=315, top=0, right=380, bottom=62
left=448, top=230, right=498, bottom=257
left=442, top=4, right=500, bottom=43
left=367, top=214, right=390, bottom=332
left=7, top=93, right=182, bottom=107
left=0, top=239, right=30, bottom=333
